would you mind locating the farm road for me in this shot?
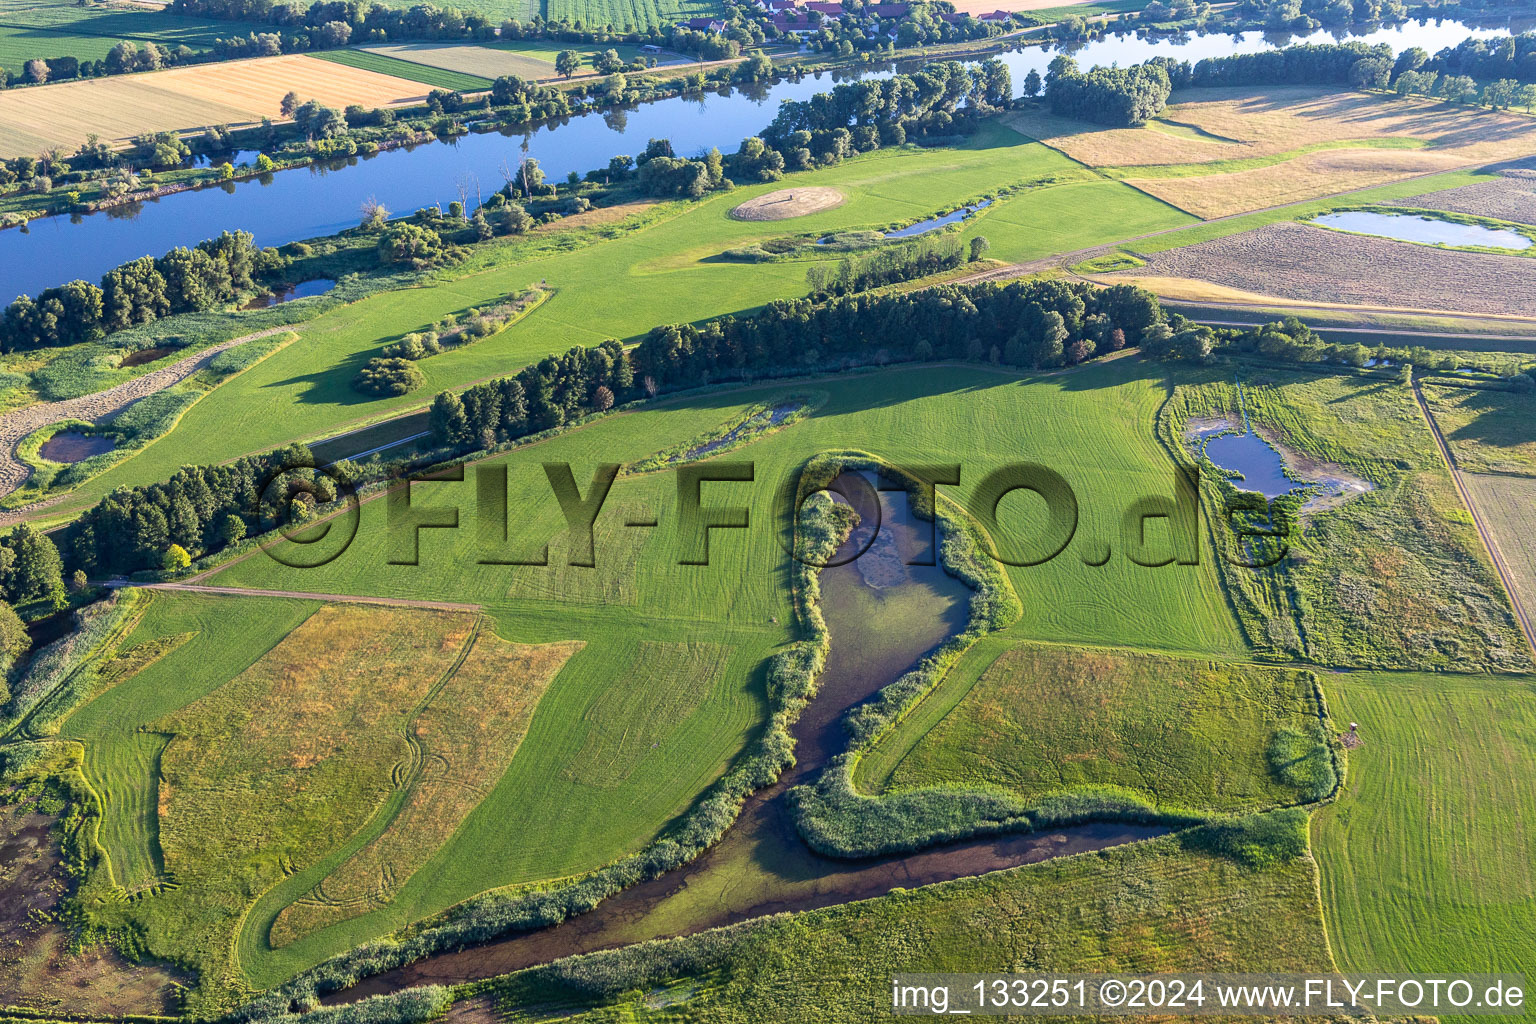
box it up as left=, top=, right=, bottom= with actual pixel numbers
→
left=134, top=582, right=481, bottom=612
left=1413, top=381, right=1536, bottom=657
left=0, top=327, right=291, bottom=503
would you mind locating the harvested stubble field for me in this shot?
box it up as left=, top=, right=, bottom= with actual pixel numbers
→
left=1389, top=170, right=1536, bottom=226
left=1008, top=87, right=1536, bottom=218
left=0, top=52, right=430, bottom=156
left=1124, top=221, right=1536, bottom=317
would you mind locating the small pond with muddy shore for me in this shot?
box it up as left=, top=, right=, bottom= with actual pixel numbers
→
left=1187, top=418, right=1371, bottom=510
left=38, top=430, right=115, bottom=464
left=328, top=473, right=1166, bottom=1001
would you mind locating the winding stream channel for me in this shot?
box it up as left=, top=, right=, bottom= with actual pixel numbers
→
left=331, top=476, right=1166, bottom=1002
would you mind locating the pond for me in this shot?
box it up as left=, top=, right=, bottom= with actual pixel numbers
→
left=1203, top=430, right=1303, bottom=498
left=884, top=199, right=992, bottom=239
left=240, top=278, right=339, bottom=310
left=38, top=430, right=115, bottom=463
left=0, top=17, right=1512, bottom=302
left=1313, top=210, right=1534, bottom=250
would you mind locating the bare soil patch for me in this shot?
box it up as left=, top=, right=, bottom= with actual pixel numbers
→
left=1392, top=174, right=1536, bottom=226
left=0, top=798, right=186, bottom=1015
left=119, top=346, right=178, bottom=368
left=533, top=200, right=658, bottom=232
left=1131, top=221, right=1536, bottom=317
left=729, top=186, right=845, bottom=221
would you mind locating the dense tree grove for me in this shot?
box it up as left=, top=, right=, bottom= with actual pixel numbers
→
left=759, top=60, right=1011, bottom=164
left=1427, top=32, right=1536, bottom=85
left=58, top=444, right=326, bottom=576
left=0, top=232, right=275, bottom=352
left=806, top=234, right=964, bottom=297
left=1045, top=57, right=1172, bottom=126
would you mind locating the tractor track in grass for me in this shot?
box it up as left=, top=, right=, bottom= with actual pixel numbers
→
left=1412, top=379, right=1536, bottom=657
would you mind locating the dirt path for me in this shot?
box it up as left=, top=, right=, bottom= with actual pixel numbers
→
left=1412, top=380, right=1536, bottom=658
left=0, top=327, right=290, bottom=502
left=131, top=582, right=481, bottom=611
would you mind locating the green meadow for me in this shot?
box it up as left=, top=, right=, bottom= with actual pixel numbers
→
left=41, top=119, right=1193, bottom=517
left=1313, top=672, right=1536, bottom=1004
left=859, top=641, right=1329, bottom=813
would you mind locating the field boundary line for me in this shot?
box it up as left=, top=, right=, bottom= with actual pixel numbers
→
left=133, top=582, right=481, bottom=611
left=1411, top=380, right=1536, bottom=658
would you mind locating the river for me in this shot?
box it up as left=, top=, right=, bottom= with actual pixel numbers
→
left=1, top=16, right=1519, bottom=303
left=327, top=475, right=1165, bottom=1001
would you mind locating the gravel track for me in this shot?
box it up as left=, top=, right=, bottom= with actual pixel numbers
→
left=0, top=327, right=290, bottom=501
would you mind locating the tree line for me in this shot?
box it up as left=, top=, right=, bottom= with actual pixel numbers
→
left=0, top=232, right=278, bottom=351
left=438, top=279, right=1162, bottom=449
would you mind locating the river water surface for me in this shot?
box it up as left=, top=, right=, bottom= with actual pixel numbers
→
left=2, top=17, right=1516, bottom=301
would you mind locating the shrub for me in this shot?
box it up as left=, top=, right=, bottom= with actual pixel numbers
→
left=352, top=357, right=425, bottom=396
left=1179, top=809, right=1311, bottom=869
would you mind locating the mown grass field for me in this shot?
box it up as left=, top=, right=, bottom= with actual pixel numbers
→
left=44, top=120, right=1194, bottom=512
left=0, top=52, right=431, bottom=155
left=315, top=47, right=492, bottom=91
left=1422, top=384, right=1536, bottom=477
left=359, top=40, right=654, bottom=82
left=858, top=641, right=1328, bottom=813
left=1313, top=672, right=1536, bottom=995
left=1461, top=472, right=1536, bottom=634
left=474, top=831, right=1335, bottom=1022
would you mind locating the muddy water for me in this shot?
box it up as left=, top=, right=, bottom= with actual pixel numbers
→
left=331, top=478, right=1165, bottom=1001
left=38, top=430, right=115, bottom=463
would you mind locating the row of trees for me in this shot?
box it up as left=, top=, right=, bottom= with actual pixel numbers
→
left=59, top=445, right=310, bottom=577
left=0, top=232, right=277, bottom=350
left=435, top=279, right=1163, bottom=450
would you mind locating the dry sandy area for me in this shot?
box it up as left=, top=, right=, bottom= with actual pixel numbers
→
left=730, top=186, right=846, bottom=221
left=1392, top=172, right=1536, bottom=226
left=0, top=54, right=431, bottom=157
left=1125, top=220, right=1536, bottom=317
left=1009, top=88, right=1536, bottom=217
